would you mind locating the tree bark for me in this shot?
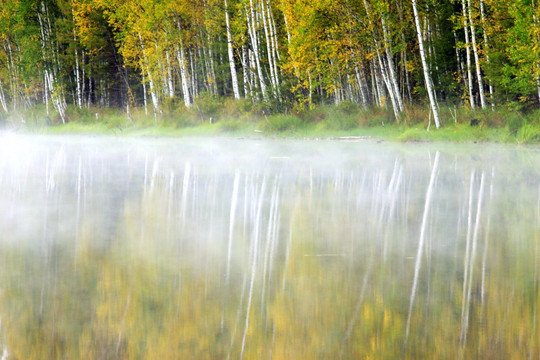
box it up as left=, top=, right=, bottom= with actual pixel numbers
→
left=412, top=0, right=440, bottom=128
left=0, top=79, right=8, bottom=113
left=462, top=0, right=475, bottom=108
left=246, top=0, right=268, bottom=100
left=138, top=32, right=160, bottom=117
left=479, top=0, right=494, bottom=106
left=224, top=0, right=241, bottom=99
left=467, top=0, right=486, bottom=108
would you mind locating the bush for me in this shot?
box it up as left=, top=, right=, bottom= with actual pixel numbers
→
left=260, top=114, right=304, bottom=132
left=506, top=113, right=525, bottom=135
left=222, top=98, right=258, bottom=121
left=320, top=114, right=358, bottom=130
left=218, top=118, right=243, bottom=132
left=359, top=107, right=394, bottom=127
left=336, top=100, right=359, bottom=115
left=301, top=105, right=327, bottom=123
left=516, top=123, right=540, bottom=144
left=194, top=93, right=222, bottom=121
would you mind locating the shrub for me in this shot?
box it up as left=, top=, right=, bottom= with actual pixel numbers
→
left=506, top=113, right=525, bottom=135
left=260, top=114, right=304, bottom=132
left=336, top=100, right=359, bottom=115
left=218, top=118, right=243, bottom=132
left=223, top=98, right=254, bottom=118
left=194, top=93, right=222, bottom=121
left=516, top=123, right=540, bottom=144
left=320, top=114, right=358, bottom=130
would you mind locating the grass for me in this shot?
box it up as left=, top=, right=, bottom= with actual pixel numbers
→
left=3, top=101, right=540, bottom=145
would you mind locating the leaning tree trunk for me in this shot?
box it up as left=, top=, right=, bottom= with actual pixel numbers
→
left=412, top=0, right=440, bottom=128
left=381, top=16, right=404, bottom=113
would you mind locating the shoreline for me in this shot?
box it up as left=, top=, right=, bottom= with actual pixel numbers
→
left=2, top=103, right=539, bottom=145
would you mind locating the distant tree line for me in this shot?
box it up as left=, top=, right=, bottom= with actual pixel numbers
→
left=0, top=0, right=539, bottom=125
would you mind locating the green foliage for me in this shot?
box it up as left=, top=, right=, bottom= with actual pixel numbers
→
left=516, top=123, right=540, bottom=144
left=260, top=114, right=305, bottom=133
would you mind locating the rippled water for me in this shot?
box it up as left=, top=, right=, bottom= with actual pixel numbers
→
left=0, top=134, right=538, bottom=359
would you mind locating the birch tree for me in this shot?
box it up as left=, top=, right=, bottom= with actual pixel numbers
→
left=412, top=0, right=440, bottom=128
left=225, top=0, right=241, bottom=99
left=467, top=0, right=487, bottom=108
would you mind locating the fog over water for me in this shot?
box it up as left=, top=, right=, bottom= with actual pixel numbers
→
left=0, top=134, right=539, bottom=358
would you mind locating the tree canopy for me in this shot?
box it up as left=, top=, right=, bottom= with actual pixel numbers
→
left=0, top=0, right=539, bottom=122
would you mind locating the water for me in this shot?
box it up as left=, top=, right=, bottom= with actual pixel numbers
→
left=0, top=134, right=538, bottom=359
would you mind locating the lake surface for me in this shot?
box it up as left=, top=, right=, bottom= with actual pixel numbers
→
left=0, top=134, right=539, bottom=359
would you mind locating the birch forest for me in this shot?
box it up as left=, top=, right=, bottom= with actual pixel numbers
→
left=0, top=0, right=539, bottom=125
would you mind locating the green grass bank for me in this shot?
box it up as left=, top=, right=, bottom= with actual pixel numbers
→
left=2, top=100, right=540, bottom=144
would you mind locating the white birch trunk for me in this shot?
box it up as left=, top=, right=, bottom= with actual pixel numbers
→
left=138, top=33, right=159, bottom=116
left=190, top=52, right=197, bottom=99
left=81, top=50, right=87, bottom=107
left=72, top=9, right=82, bottom=108
left=242, top=45, right=252, bottom=98
left=467, top=0, right=486, bottom=109
left=166, top=49, right=174, bottom=98
left=381, top=17, right=404, bottom=112
left=247, top=0, right=268, bottom=99
left=462, top=0, right=475, bottom=108
left=372, top=58, right=384, bottom=107
left=355, top=66, right=369, bottom=108
left=263, top=0, right=280, bottom=97
left=269, top=4, right=281, bottom=61
left=308, top=70, right=313, bottom=106
left=282, top=8, right=292, bottom=45
left=38, top=3, right=66, bottom=123
left=0, top=79, right=8, bottom=113
left=479, top=0, right=494, bottom=106
left=176, top=44, right=192, bottom=107
left=377, top=51, right=400, bottom=120
left=173, top=20, right=192, bottom=108
left=261, top=0, right=277, bottom=96
left=142, top=71, right=148, bottom=116
left=224, top=0, right=241, bottom=99
left=412, top=0, right=440, bottom=128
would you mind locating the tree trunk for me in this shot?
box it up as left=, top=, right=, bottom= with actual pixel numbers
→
left=377, top=50, right=400, bottom=120
left=479, top=0, right=494, bottom=106
left=224, top=0, right=241, bottom=99
left=246, top=0, right=268, bottom=100
left=381, top=17, right=404, bottom=112
left=166, top=49, right=174, bottom=98
left=0, top=79, right=8, bottom=113
left=176, top=43, right=192, bottom=107
left=462, top=0, right=475, bottom=108
left=174, top=19, right=192, bottom=107
left=138, top=32, right=159, bottom=117
left=72, top=11, right=82, bottom=108
left=412, top=0, right=440, bottom=128
left=38, top=1, right=67, bottom=123
left=467, top=0, right=486, bottom=108
left=242, top=45, right=252, bottom=98
left=142, top=71, right=148, bottom=116
left=261, top=0, right=277, bottom=97
left=355, top=66, right=369, bottom=109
